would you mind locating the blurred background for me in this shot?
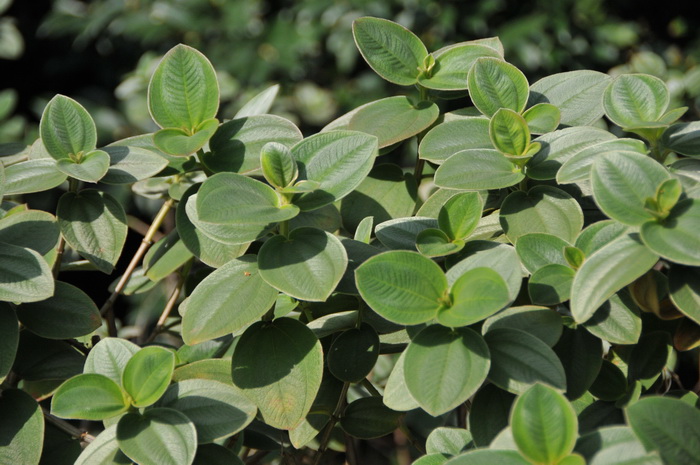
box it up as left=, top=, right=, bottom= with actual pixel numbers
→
left=2, top=0, right=700, bottom=147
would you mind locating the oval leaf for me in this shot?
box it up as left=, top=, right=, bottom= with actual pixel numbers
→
left=122, top=346, right=175, bottom=408
left=434, top=148, right=524, bottom=190
left=0, top=241, right=54, bottom=303
left=603, top=74, right=669, bottom=128
left=0, top=389, right=44, bottom=465
left=39, top=94, right=96, bottom=161
left=340, top=397, right=402, bottom=439
left=328, top=323, right=379, bottom=382
left=419, top=117, right=492, bottom=164
left=2, top=158, right=67, bottom=195
left=83, top=337, right=140, bottom=387
left=51, top=373, right=129, bottom=420
left=468, top=57, right=529, bottom=117
left=438, top=267, right=510, bottom=327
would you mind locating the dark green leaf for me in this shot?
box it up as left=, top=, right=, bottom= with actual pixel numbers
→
left=468, top=383, right=515, bottom=446
left=482, top=305, right=563, bottom=347
left=528, top=264, right=576, bottom=305
left=0, top=303, right=19, bottom=383
left=589, top=361, right=628, bottom=402
left=340, top=397, right=402, bottom=439
left=669, top=265, right=700, bottom=324
left=0, top=241, right=54, bottom=303
left=553, top=328, right=603, bottom=400
left=328, top=323, right=379, bottom=382
left=0, top=389, right=44, bottom=465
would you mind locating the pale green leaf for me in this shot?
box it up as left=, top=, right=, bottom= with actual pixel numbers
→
left=468, top=57, right=529, bottom=117
left=122, top=346, right=175, bottom=408
left=51, top=374, right=129, bottom=420
left=0, top=241, right=54, bottom=303
left=39, top=95, right=96, bottom=161
left=419, top=117, right=492, bottom=164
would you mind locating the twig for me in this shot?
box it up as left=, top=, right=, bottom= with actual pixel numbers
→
left=52, top=237, right=66, bottom=279
left=344, top=433, right=358, bottom=465
left=144, top=260, right=191, bottom=344
left=42, top=407, right=95, bottom=444
left=313, top=382, right=350, bottom=465
left=127, top=215, right=165, bottom=241
left=361, top=378, right=381, bottom=397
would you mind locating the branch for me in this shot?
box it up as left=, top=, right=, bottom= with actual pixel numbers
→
left=42, top=407, right=95, bottom=444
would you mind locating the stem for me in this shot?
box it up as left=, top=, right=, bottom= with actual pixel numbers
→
left=52, top=179, right=80, bottom=278
left=313, top=382, right=350, bottom=465
left=361, top=378, right=381, bottom=397
left=279, top=220, right=289, bottom=238
left=100, top=198, right=175, bottom=336
left=398, top=417, right=425, bottom=454
left=344, top=434, right=359, bottom=465
left=42, top=407, right=95, bottom=443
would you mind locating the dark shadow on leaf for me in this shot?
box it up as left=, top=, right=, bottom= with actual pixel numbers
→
left=203, top=118, right=248, bottom=172
left=257, top=228, right=328, bottom=268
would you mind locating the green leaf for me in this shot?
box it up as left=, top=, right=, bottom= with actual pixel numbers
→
left=416, top=228, right=464, bottom=257
left=581, top=290, right=642, bottom=345
left=669, top=265, right=700, bottom=324
left=328, top=323, right=379, bottom=382
left=557, top=139, right=649, bottom=185
left=500, top=185, right=583, bottom=243
left=340, top=397, right=402, bottom=439
left=337, top=238, right=380, bottom=294
left=412, top=454, right=450, bottom=465
left=258, top=227, right=347, bottom=301
left=143, top=231, right=193, bottom=282
left=148, top=44, right=219, bottom=130
left=182, top=255, right=277, bottom=344
left=522, top=103, right=561, bottom=134
left=203, top=115, right=302, bottom=174
left=153, top=118, right=218, bottom=157
left=482, top=305, right=563, bottom=347
left=603, top=74, right=669, bottom=128
left=419, top=43, right=502, bottom=90
left=468, top=57, right=529, bottom=117
left=384, top=352, right=421, bottom=411
left=591, top=151, right=671, bottom=225
left=641, top=199, right=700, bottom=266
left=12, top=332, right=84, bottom=382
left=348, top=96, right=439, bottom=148
left=2, top=158, right=67, bottom=195
left=157, top=379, right=256, bottom=443
left=575, top=426, right=662, bottom=465
left=434, top=148, right=524, bottom=190
left=527, top=126, right=615, bottom=180
left=0, top=303, right=18, bottom=383
left=438, top=267, right=510, bottom=327
left=291, top=130, right=378, bottom=211
left=51, top=374, right=129, bottom=420
left=485, top=328, right=567, bottom=394
left=375, top=216, right=438, bottom=250
left=528, top=70, right=612, bottom=126
left=352, top=17, right=428, bottom=86
left=39, top=95, right=96, bottom=161
left=122, top=346, right=175, bottom=408
left=570, top=233, right=659, bottom=323
left=15, top=281, right=101, bottom=339
left=260, top=142, right=298, bottom=189
left=57, top=190, right=127, bottom=274
left=553, top=328, right=603, bottom=400
left=589, top=361, right=628, bottom=402
left=83, top=337, right=140, bottom=387
left=490, top=108, right=531, bottom=156
left=356, top=250, right=447, bottom=325
left=55, top=149, right=109, bottom=182
left=0, top=389, right=44, bottom=465
left=190, top=172, right=298, bottom=244
left=404, top=325, right=490, bottom=416
left=529, top=264, right=576, bottom=305
left=443, top=449, right=531, bottom=464
left=101, top=144, right=169, bottom=184
left=74, top=425, right=130, bottom=465
left=193, top=444, right=244, bottom=465
left=468, top=383, right=516, bottom=446
left=419, top=118, right=492, bottom=164
left=575, top=220, right=630, bottom=257
left=511, top=384, right=577, bottom=465
left=426, top=427, right=473, bottom=455
left=0, top=209, right=60, bottom=256
left=627, top=332, right=671, bottom=385
left=235, top=84, right=279, bottom=118
left=116, top=408, right=197, bottom=465
left=627, top=397, right=700, bottom=465
left=172, top=359, right=232, bottom=385
left=231, top=318, right=323, bottom=430
left=0, top=241, right=54, bottom=303
left=661, top=121, right=700, bottom=156
left=515, top=233, right=571, bottom=274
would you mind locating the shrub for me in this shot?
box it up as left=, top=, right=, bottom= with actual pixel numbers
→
left=1, top=16, right=700, bottom=465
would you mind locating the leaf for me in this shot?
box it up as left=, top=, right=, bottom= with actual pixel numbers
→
left=575, top=220, right=630, bottom=257
left=468, top=57, right=529, bottom=117
left=55, top=149, right=110, bottom=182
left=553, top=328, right=603, bottom=400
left=340, top=397, right=402, bottom=439
left=235, top=84, right=279, bottom=118
left=426, top=428, right=473, bottom=456
left=348, top=96, right=439, bottom=148
left=352, top=17, right=428, bottom=86
left=603, top=74, right=669, bottom=128
left=443, top=449, right=531, bottom=464
left=51, top=374, right=129, bottom=420
left=291, top=130, right=378, bottom=211
left=515, top=233, right=571, bottom=274
left=153, top=118, right=219, bottom=157
left=500, top=185, right=583, bottom=243
left=582, top=290, right=642, bottom=345
left=203, top=115, right=302, bottom=174
left=260, top=142, right=298, bottom=189
left=591, top=151, right=671, bottom=225
left=575, top=426, right=662, bottom=465
left=669, top=265, right=700, bottom=324
left=56, top=190, right=127, bottom=274
left=337, top=238, right=380, bottom=294
left=557, top=139, right=649, bottom=185
left=182, top=255, right=277, bottom=344
left=641, top=199, right=700, bottom=266
left=627, top=332, right=671, bottom=385
left=328, top=323, right=379, bottom=382
left=661, top=121, right=700, bottom=156
left=258, top=227, right=347, bottom=302
left=15, top=281, right=101, bottom=339
left=482, top=305, right=563, bottom=347
left=522, top=103, right=561, bottom=134
left=375, top=216, right=438, bottom=250
left=39, top=95, right=96, bottom=161
left=101, top=144, right=169, bottom=184
left=0, top=241, right=54, bottom=303
left=416, top=228, right=464, bottom=257
left=157, top=379, right=256, bottom=443
left=143, top=231, right=193, bottom=282
left=83, top=337, right=140, bottom=387
left=404, top=325, right=490, bottom=416
left=588, top=361, right=628, bottom=402
left=2, top=158, right=67, bottom=195
left=356, top=250, right=447, bottom=325
left=570, top=233, right=659, bottom=323
left=419, top=43, right=502, bottom=90
left=528, top=70, right=612, bottom=126
left=419, top=117, right=492, bottom=164
left=485, top=328, right=567, bottom=394
left=0, top=303, right=18, bottom=383
left=434, top=149, right=524, bottom=190
left=12, top=332, right=84, bottom=382
left=231, top=318, right=323, bottom=430
left=148, top=44, right=219, bottom=130
left=73, top=424, right=130, bottom=465
left=490, top=108, right=531, bottom=156
left=116, top=408, right=197, bottom=465
left=121, top=346, right=174, bottom=408
left=626, top=397, right=700, bottom=465
left=468, top=383, right=516, bottom=446
left=383, top=350, right=420, bottom=411
left=172, top=359, right=232, bottom=385
left=438, top=267, right=510, bottom=327
left=0, top=209, right=60, bottom=256
left=190, top=172, right=298, bottom=244
left=528, top=264, right=576, bottom=305
left=0, top=389, right=44, bottom=465
left=193, top=444, right=244, bottom=465
left=511, top=384, right=577, bottom=465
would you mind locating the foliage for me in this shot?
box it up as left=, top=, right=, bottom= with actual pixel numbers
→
left=2, top=14, right=700, bottom=465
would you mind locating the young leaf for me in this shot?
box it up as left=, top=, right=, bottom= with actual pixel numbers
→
left=260, top=141, right=298, bottom=189
left=122, top=346, right=175, bottom=408
left=83, top=337, right=140, bottom=388
left=404, top=325, right=490, bottom=416
left=340, top=397, right=402, bottom=439
left=328, top=323, right=380, bottom=383
left=437, top=191, right=483, bottom=241
left=57, top=189, right=128, bottom=274
left=352, top=17, right=428, bottom=86
left=55, top=149, right=110, bottom=182
left=437, top=267, right=510, bottom=327
left=522, top=103, right=561, bottom=134
left=0, top=241, right=54, bottom=303
left=416, top=228, right=464, bottom=257
left=434, top=148, right=524, bottom=190
left=116, top=408, right=197, bottom=465
left=234, top=84, right=279, bottom=118
left=603, top=74, right=669, bottom=128
left=39, top=94, right=97, bottom=161
left=490, top=108, right=531, bottom=156
left=511, top=384, right=577, bottom=465
left=153, top=118, right=219, bottom=157
left=355, top=250, right=447, bottom=325
left=0, top=389, right=45, bottom=465
left=148, top=44, right=219, bottom=130
left=419, top=117, right=492, bottom=164
left=418, top=43, right=502, bottom=90
left=467, top=57, right=529, bottom=117
left=258, top=227, right=347, bottom=302
left=51, top=374, right=129, bottom=420
left=231, top=318, right=323, bottom=430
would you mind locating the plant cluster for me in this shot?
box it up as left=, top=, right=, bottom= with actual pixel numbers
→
left=1, top=15, right=700, bottom=465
